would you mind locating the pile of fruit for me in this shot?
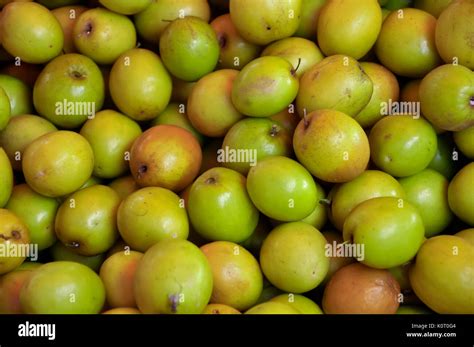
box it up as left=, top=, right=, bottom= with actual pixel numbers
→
left=0, top=0, right=473, bottom=315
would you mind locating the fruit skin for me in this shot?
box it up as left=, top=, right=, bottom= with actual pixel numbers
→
left=150, top=103, right=204, bottom=145
left=397, top=305, right=432, bottom=314
left=0, top=148, right=13, bottom=207
left=202, top=304, right=240, bottom=314
left=0, top=2, right=64, bottom=63
left=343, top=197, right=425, bottom=269
left=414, top=0, right=452, bottom=17
left=369, top=115, right=437, bottom=177
left=0, top=209, right=30, bottom=275
left=201, top=241, right=263, bottom=311
left=260, top=222, right=329, bottom=293
left=0, top=87, right=11, bottom=131
left=129, top=125, right=202, bottom=192
left=51, top=6, right=87, bottom=54
left=247, top=156, right=317, bottom=221
left=454, top=126, right=474, bottom=159
left=160, top=16, right=219, bottom=82
left=187, top=69, right=243, bottom=137
left=231, top=56, right=299, bottom=117
left=117, top=187, right=189, bottom=252
left=270, top=294, right=323, bottom=314
left=245, top=301, right=299, bottom=314
left=261, top=37, right=324, bottom=78
left=322, top=231, right=355, bottom=284
left=296, top=55, right=373, bottom=117
left=375, top=8, right=441, bottom=78
left=435, top=0, right=474, bottom=69
left=229, top=0, right=302, bottom=45
left=354, top=62, right=400, bottom=128
left=317, top=0, right=382, bottom=59
left=99, top=250, right=143, bottom=308
left=55, top=185, right=120, bottom=256
left=134, top=0, right=210, bottom=44
left=103, top=307, right=141, bottom=314
left=109, top=176, right=139, bottom=200
left=409, top=235, right=474, bottom=314
left=50, top=242, right=105, bottom=272
left=0, top=74, right=32, bottom=116
left=22, top=131, right=94, bottom=198
left=99, top=0, right=152, bottom=15
left=329, top=170, right=405, bottom=231
left=455, top=228, right=474, bottom=245
left=33, top=53, right=105, bottom=129
left=188, top=167, right=259, bottom=242
left=109, top=48, right=172, bottom=121
left=73, top=8, right=136, bottom=65
left=20, top=261, right=106, bottom=314
left=80, top=110, right=142, bottom=179
left=0, top=262, right=41, bottom=314
left=448, top=162, right=474, bottom=226
left=419, top=64, right=474, bottom=131
left=322, top=263, right=400, bottom=314
left=399, top=169, right=453, bottom=237
left=6, top=184, right=59, bottom=250
left=210, top=14, right=261, bottom=70
left=294, top=109, right=370, bottom=183
left=427, top=133, right=458, bottom=179
left=134, top=239, right=213, bottom=314
left=221, top=118, right=293, bottom=175
left=294, top=0, right=326, bottom=39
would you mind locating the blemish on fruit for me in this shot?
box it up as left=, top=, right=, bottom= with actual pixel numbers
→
left=470, top=96, right=474, bottom=107
left=83, top=21, right=93, bottom=36
left=205, top=177, right=216, bottom=184
left=11, top=230, right=21, bottom=239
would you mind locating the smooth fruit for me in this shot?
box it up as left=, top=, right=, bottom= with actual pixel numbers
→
left=0, top=148, right=13, bottom=207
left=270, top=294, right=323, bottom=314
left=448, top=162, right=474, bottom=225
left=0, top=209, right=30, bottom=275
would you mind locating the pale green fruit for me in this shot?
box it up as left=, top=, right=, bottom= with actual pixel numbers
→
left=134, top=0, right=210, bottom=44
left=22, top=131, right=94, bottom=197
left=160, top=16, right=219, bottom=82
left=109, top=48, right=172, bottom=121
left=0, top=2, right=63, bottom=63
left=55, top=185, right=120, bottom=256
left=296, top=55, right=373, bottom=117
left=298, top=180, right=327, bottom=230
left=74, top=8, right=137, bottom=65
left=270, top=294, right=323, bottom=314
left=260, top=222, right=329, bottom=293
left=453, top=126, right=474, bottom=159
left=399, top=169, right=453, bottom=237
left=0, top=115, right=57, bottom=171
left=108, top=176, right=139, bottom=200
left=247, top=156, right=317, bottom=221
left=187, top=69, right=243, bottom=137
left=419, top=64, right=474, bottom=131
left=448, top=162, right=474, bottom=226
left=0, top=87, right=11, bottom=130
left=134, top=239, right=213, bottom=314
left=261, top=37, right=324, bottom=78
left=294, top=0, right=326, bottom=39
left=317, top=0, right=382, bottom=59
left=50, top=242, right=106, bottom=272
left=33, top=53, right=105, bottom=129
left=414, top=0, right=453, bottom=17
left=0, top=74, right=32, bottom=116
left=99, top=0, right=152, bottom=15
left=0, top=209, right=30, bottom=275
left=80, top=110, right=142, bottom=179
left=232, top=56, right=299, bottom=117
left=229, top=0, right=302, bottom=45
left=0, top=148, right=13, bottom=207
left=188, top=167, right=259, bottom=242
left=37, top=0, right=81, bottom=9
left=6, top=184, right=59, bottom=250
left=20, top=261, right=105, bottom=314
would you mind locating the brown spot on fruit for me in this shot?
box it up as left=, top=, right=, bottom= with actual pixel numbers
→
left=11, top=230, right=21, bottom=239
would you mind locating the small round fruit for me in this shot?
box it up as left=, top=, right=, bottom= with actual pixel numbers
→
left=270, top=294, right=323, bottom=314
left=0, top=148, right=13, bottom=207
left=99, top=0, right=152, bottom=15
left=455, top=228, right=474, bottom=245
left=247, top=156, right=317, bottom=221
left=0, top=87, right=11, bottom=131
left=117, top=187, right=189, bottom=252
left=409, top=235, right=474, bottom=314
left=188, top=167, right=259, bottom=242
left=201, top=241, right=263, bottom=311
left=55, top=185, right=120, bottom=256
left=294, top=109, right=370, bottom=183
left=369, top=115, right=437, bottom=177
left=202, top=304, right=240, bottom=314
left=99, top=250, right=143, bottom=308
left=245, top=302, right=299, bottom=314
left=343, top=197, right=425, bottom=269
left=20, top=261, right=105, bottom=314
left=109, top=176, right=139, bottom=200
left=448, top=162, right=474, bottom=226
left=322, top=263, right=400, bottom=314
left=260, top=222, right=329, bottom=293
left=129, top=125, right=202, bottom=192
left=453, top=126, right=474, bottom=159
left=0, top=209, right=30, bottom=275
left=50, top=242, right=106, bottom=272
left=0, top=74, right=32, bottom=117
left=134, top=239, right=213, bottom=314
